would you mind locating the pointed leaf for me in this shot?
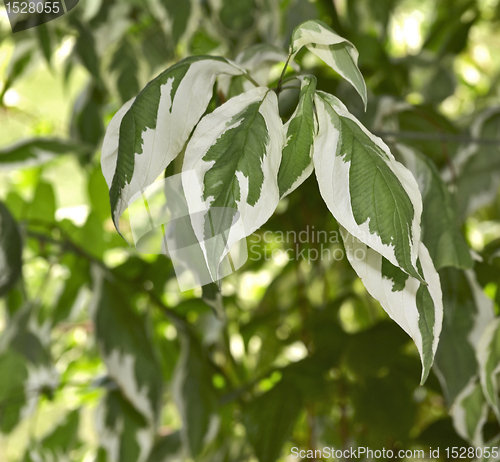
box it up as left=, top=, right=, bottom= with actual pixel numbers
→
left=450, top=380, right=489, bottom=448
left=183, top=87, right=284, bottom=281
left=278, top=75, right=316, bottom=198
left=342, top=229, right=443, bottom=383
left=314, top=92, right=424, bottom=281
left=290, top=20, right=367, bottom=107
left=104, top=56, right=244, bottom=233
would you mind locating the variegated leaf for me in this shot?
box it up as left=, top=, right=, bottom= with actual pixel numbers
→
left=102, top=56, right=245, bottom=234
left=477, top=317, right=500, bottom=422
left=314, top=92, right=424, bottom=282
left=0, top=139, right=84, bottom=170
left=183, top=87, right=284, bottom=281
left=396, top=144, right=473, bottom=270
left=342, top=229, right=443, bottom=384
left=0, top=305, right=58, bottom=434
left=290, top=20, right=367, bottom=108
left=450, top=379, right=489, bottom=448
left=434, top=268, right=494, bottom=404
left=278, top=75, right=316, bottom=198
left=101, top=98, right=135, bottom=188
left=90, top=268, right=162, bottom=426
left=96, top=389, right=154, bottom=462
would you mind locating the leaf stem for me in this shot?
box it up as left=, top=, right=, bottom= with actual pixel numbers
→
left=276, top=55, right=292, bottom=96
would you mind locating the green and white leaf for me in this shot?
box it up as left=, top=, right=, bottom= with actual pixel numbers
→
left=314, top=92, right=424, bottom=281
left=101, top=98, right=135, bottom=188
left=290, top=20, right=367, bottom=108
left=396, top=144, right=473, bottom=270
left=0, top=202, right=23, bottom=297
left=0, top=139, right=84, bottom=170
left=183, top=87, right=284, bottom=281
left=278, top=75, right=316, bottom=198
left=90, top=268, right=163, bottom=425
left=96, top=389, right=154, bottom=462
left=0, top=305, right=58, bottom=433
left=450, top=379, right=489, bottom=447
left=342, top=229, right=443, bottom=384
left=434, top=268, right=494, bottom=405
left=477, top=317, right=500, bottom=422
left=102, top=56, right=245, bottom=233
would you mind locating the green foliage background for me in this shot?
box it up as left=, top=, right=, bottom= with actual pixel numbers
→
left=1, top=0, right=500, bottom=460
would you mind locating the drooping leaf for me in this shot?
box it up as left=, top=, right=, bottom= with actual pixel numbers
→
left=434, top=268, right=493, bottom=404
left=96, top=389, right=154, bottom=462
left=0, top=138, right=85, bottom=170
left=183, top=86, right=283, bottom=281
left=450, top=380, right=489, bottom=448
left=278, top=75, right=316, bottom=198
left=342, top=229, right=443, bottom=384
left=290, top=20, right=367, bottom=108
left=396, top=144, right=473, bottom=270
left=172, top=333, right=219, bottom=457
left=314, top=92, right=424, bottom=281
left=477, top=317, right=500, bottom=422
left=102, top=56, right=245, bottom=233
left=90, top=268, right=163, bottom=424
left=0, top=202, right=23, bottom=298
left=242, top=378, right=303, bottom=462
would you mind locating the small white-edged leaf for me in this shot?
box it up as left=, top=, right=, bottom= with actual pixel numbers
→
left=314, top=92, right=424, bottom=281
left=290, top=20, right=367, bottom=108
left=477, top=317, right=500, bottom=422
left=104, top=56, right=245, bottom=234
left=434, top=268, right=494, bottom=405
left=450, top=379, right=489, bottom=448
left=183, top=86, right=284, bottom=281
left=342, top=229, right=443, bottom=384
left=278, top=75, right=316, bottom=198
